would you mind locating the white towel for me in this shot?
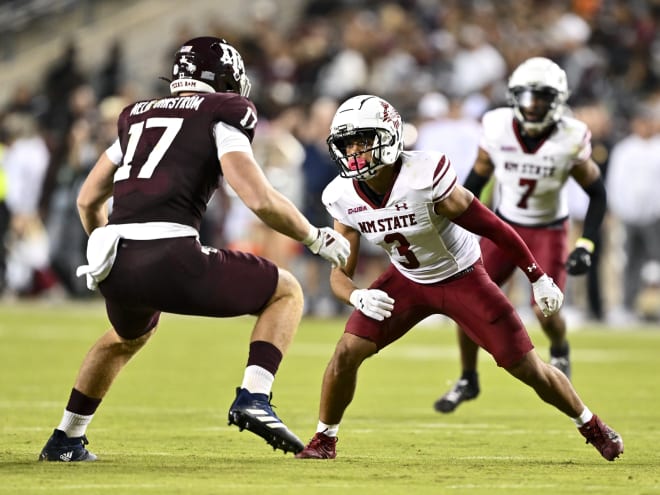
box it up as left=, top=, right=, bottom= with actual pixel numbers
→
left=76, top=226, right=122, bottom=291
left=75, top=222, right=199, bottom=291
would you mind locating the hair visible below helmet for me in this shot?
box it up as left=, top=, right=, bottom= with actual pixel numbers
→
left=327, top=95, right=403, bottom=180
left=506, top=57, right=569, bottom=134
left=169, top=36, right=251, bottom=97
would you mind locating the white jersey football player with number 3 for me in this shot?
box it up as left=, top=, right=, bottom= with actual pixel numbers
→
left=435, top=57, right=608, bottom=415
left=295, top=94, right=622, bottom=462
left=324, top=149, right=481, bottom=284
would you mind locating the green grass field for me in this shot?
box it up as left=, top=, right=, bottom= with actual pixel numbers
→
left=1, top=300, right=659, bottom=495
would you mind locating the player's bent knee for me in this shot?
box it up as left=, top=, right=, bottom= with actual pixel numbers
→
left=505, top=351, right=544, bottom=383
left=115, top=327, right=155, bottom=353
left=274, top=268, right=304, bottom=301
left=332, top=334, right=376, bottom=370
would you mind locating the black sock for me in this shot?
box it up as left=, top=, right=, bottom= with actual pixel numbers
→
left=460, top=370, right=479, bottom=384
left=550, top=342, right=570, bottom=358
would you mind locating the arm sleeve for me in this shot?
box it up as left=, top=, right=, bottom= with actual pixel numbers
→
left=213, top=121, right=254, bottom=158
left=463, top=169, right=490, bottom=196
left=581, top=175, right=607, bottom=243
left=105, top=139, right=123, bottom=165
left=452, top=198, right=544, bottom=282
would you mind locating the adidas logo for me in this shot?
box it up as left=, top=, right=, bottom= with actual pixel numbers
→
left=245, top=408, right=286, bottom=429
left=59, top=451, right=74, bottom=462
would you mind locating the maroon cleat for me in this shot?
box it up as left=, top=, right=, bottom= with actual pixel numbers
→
left=578, top=415, right=623, bottom=461
left=295, top=432, right=337, bottom=459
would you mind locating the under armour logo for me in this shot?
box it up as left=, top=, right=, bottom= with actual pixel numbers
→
left=527, top=263, right=537, bottom=273
left=394, top=203, right=408, bottom=211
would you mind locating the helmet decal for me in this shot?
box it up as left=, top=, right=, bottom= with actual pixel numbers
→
left=380, top=101, right=400, bottom=129
left=176, top=55, right=197, bottom=76
left=218, top=43, right=245, bottom=83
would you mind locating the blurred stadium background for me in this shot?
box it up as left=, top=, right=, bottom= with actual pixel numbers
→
left=0, top=0, right=659, bottom=324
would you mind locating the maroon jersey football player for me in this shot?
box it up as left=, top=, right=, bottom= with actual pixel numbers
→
left=39, top=36, right=349, bottom=462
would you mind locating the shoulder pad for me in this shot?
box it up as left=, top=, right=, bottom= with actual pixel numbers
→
left=321, top=175, right=347, bottom=206
left=400, top=151, right=447, bottom=191
left=205, top=93, right=258, bottom=141
left=481, top=107, right=512, bottom=127
left=558, top=115, right=589, bottom=136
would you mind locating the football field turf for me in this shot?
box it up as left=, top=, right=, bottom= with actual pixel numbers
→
left=1, top=300, right=658, bottom=495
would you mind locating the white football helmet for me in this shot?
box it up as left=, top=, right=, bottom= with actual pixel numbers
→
left=327, top=95, right=403, bottom=180
left=507, top=57, right=569, bottom=135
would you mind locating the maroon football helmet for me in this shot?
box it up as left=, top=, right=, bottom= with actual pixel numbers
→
left=169, top=36, right=251, bottom=97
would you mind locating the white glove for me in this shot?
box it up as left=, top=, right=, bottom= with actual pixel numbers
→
left=303, top=226, right=350, bottom=267
left=531, top=274, right=564, bottom=317
left=349, top=289, right=395, bottom=321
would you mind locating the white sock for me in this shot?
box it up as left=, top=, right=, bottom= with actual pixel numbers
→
left=240, top=365, right=274, bottom=395
left=317, top=421, right=340, bottom=437
left=57, top=410, right=94, bottom=438
left=572, top=407, right=593, bottom=427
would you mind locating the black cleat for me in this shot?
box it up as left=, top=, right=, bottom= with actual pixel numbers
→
left=228, top=387, right=304, bottom=454
left=550, top=344, right=571, bottom=379
left=434, top=378, right=480, bottom=413
left=38, top=429, right=97, bottom=462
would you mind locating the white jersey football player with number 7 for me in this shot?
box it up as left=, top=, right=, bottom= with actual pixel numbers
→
left=435, top=57, right=607, bottom=415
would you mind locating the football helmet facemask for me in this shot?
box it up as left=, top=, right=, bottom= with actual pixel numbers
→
left=507, top=57, right=569, bottom=135
left=169, top=36, right=251, bottom=97
left=327, top=95, right=403, bottom=181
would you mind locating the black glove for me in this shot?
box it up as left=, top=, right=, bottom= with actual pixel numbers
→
left=566, top=247, right=592, bottom=275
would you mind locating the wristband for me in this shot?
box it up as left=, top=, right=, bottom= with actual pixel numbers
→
left=302, top=225, right=319, bottom=246
left=525, top=262, right=544, bottom=283
left=575, top=237, right=595, bottom=254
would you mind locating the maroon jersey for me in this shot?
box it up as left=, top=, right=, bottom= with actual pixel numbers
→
left=108, top=92, right=258, bottom=230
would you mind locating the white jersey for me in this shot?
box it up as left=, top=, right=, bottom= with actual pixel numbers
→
left=481, top=107, right=591, bottom=226
left=322, top=150, right=481, bottom=284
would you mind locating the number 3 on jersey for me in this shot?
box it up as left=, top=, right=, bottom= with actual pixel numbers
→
left=114, top=117, right=183, bottom=182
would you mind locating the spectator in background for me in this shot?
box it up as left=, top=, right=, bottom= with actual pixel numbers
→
left=565, top=101, right=614, bottom=322
left=414, top=91, right=482, bottom=183
left=39, top=45, right=89, bottom=221
left=606, top=103, right=660, bottom=323
left=250, top=103, right=306, bottom=268
left=546, top=12, right=607, bottom=104
left=298, top=96, right=343, bottom=316
left=41, top=41, right=86, bottom=134
left=316, top=10, right=372, bottom=99
left=222, top=103, right=307, bottom=268
left=0, top=136, right=9, bottom=294
left=2, top=112, right=54, bottom=295
left=449, top=24, right=507, bottom=98
left=48, top=95, right=128, bottom=297
left=95, top=40, right=125, bottom=101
